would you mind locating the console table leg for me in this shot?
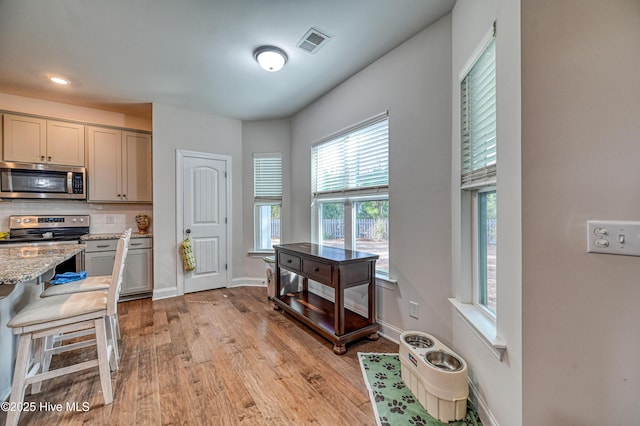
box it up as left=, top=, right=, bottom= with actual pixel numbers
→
left=333, top=344, right=347, bottom=355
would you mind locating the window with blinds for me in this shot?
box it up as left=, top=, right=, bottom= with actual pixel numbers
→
left=253, top=153, right=282, bottom=251
left=461, top=35, right=496, bottom=189
left=312, top=114, right=389, bottom=197
left=254, top=154, right=282, bottom=202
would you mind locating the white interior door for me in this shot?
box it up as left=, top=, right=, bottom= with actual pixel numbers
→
left=182, top=154, right=228, bottom=293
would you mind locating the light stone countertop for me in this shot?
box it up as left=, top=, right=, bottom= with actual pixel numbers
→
left=0, top=244, right=86, bottom=285
left=81, top=232, right=153, bottom=241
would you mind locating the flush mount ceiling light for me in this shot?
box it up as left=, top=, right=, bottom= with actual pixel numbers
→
left=49, top=76, right=70, bottom=85
left=254, top=46, right=288, bottom=72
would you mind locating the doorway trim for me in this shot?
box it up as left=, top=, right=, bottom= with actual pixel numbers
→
left=176, top=149, right=232, bottom=296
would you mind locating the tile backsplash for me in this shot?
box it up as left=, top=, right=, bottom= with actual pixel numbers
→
left=0, top=200, right=152, bottom=234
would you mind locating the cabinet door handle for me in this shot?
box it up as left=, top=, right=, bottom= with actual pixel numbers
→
left=40, top=155, right=45, bottom=161
left=47, top=156, right=52, bottom=161
left=313, top=267, right=320, bottom=272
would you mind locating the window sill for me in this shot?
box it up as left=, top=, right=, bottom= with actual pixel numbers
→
left=248, top=250, right=274, bottom=258
left=448, top=298, right=506, bottom=361
left=375, top=273, right=397, bottom=289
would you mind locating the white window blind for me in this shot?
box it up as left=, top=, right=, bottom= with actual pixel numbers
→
left=312, top=115, right=389, bottom=197
left=461, top=35, right=496, bottom=189
left=254, top=154, right=282, bottom=202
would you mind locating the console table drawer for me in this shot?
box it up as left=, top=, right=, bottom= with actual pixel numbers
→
left=279, top=252, right=301, bottom=272
left=302, top=259, right=332, bottom=284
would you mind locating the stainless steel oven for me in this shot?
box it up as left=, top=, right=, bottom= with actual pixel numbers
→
left=0, top=162, right=86, bottom=199
left=1, top=215, right=90, bottom=272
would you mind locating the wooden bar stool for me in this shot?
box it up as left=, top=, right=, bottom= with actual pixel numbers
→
left=4, top=233, right=129, bottom=426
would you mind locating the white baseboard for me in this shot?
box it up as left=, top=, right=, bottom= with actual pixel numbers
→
left=468, top=378, right=499, bottom=426
left=230, top=277, right=266, bottom=288
left=376, top=320, right=402, bottom=344
left=152, top=286, right=178, bottom=300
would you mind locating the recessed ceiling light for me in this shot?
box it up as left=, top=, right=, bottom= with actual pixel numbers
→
left=50, top=76, right=70, bottom=85
left=254, top=46, right=288, bottom=72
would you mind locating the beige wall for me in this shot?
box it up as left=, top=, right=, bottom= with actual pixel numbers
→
left=450, top=0, right=522, bottom=424
left=290, top=16, right=453, bottom=342
left=241, top=119, right=291, bottom=280
left=521, top=0, right=640, bottom=424
left=151, top=103, right=242, bottom=297
left=0, top=92, right=151, bottom=131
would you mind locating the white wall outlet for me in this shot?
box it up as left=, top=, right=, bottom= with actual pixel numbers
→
left=409, top=301, right=419, bottom=319
left=587, top=220, right=640, bottom=256
left=106, top=215, right=115, bottom=224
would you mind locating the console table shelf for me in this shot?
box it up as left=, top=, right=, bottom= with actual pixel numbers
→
left=273, top=243, right=379, bottom=354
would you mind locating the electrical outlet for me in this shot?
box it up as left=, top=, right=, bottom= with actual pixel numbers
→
left=106, top=215, right=115, bottom=224
left=409, top=301, right=419, bottom=319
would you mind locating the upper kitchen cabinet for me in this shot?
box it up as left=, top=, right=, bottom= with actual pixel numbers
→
left=86, top=126, right=152, bottom=202
left=2, top=114, right=85, bottom=166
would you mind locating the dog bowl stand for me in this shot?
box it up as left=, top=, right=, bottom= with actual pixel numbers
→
left=399, top=331, right=469, bottom=422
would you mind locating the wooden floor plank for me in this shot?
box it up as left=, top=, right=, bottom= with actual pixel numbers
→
left=0, top=286, right=398, bottom=425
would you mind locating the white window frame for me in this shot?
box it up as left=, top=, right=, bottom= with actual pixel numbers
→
left=471, top=187, right=496, bottom=319
left=449, top=23, right=506, bottom=360
left=310, top=113, right=390, bottom=277
left=313, top=194, right=390, bottom=276
left=253, top=153, right=282, bottom=253
left=461, top=25, right=497, bottom=317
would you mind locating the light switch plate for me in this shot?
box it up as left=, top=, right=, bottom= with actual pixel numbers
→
left=409, top=301, right=419, bottom=319
left=587, top=220, right=640, bottom=256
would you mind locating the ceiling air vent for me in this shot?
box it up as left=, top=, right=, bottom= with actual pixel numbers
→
left=297, top=28, right=330, bottom=54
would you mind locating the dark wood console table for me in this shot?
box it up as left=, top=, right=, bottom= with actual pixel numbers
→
left=272, top=243, right=379, bottom=354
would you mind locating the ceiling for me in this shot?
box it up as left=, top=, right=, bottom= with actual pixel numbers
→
left=0, top=0, right=454, bottom=121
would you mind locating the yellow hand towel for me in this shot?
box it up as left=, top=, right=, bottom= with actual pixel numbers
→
left=180, top=237, right=196, bottom=272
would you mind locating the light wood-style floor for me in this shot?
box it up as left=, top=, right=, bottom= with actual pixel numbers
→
left=1, top=286, right=398, bottom=425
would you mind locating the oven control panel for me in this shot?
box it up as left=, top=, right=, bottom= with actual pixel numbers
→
left=10, top=215, right=91, bottom=229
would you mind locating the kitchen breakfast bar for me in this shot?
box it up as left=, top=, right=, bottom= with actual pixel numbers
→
left=0, top=244, right=86, bottom=400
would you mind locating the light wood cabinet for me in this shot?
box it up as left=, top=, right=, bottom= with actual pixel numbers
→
left=2, top=114, right=85, bottom=166
left=86, top=126, right=152, bottom=202
left=85, top=237, right=153, bottom=297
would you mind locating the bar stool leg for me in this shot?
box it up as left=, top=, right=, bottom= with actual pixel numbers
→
left=94, top=318, right=113, bottom=405
left=30, top=336, right=46, bottom=394
left=6, top=333, right=33, bottom=426
left=106, top=316, right=119, bottom=372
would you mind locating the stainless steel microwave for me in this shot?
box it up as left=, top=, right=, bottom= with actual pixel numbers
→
left=0, top=162, right=86, bottom=199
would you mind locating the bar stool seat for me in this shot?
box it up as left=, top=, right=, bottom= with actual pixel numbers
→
left=40, top=275, right=111, bottom=297
left=8, top=291, right=107, bottom=328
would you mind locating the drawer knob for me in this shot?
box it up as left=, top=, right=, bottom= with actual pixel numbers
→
left=313, top=267, right=320, bottom=272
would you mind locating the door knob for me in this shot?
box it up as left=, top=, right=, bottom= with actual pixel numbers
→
left=186, top=229, right=191, bottom=234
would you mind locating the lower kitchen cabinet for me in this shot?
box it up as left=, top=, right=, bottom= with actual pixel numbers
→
left=84, top=237, right=153, bottom=298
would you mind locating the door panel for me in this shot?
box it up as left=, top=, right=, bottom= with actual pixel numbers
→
left=193, top=237, right=220, bottom=274
left=183, top=156, right=227, bottom=293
